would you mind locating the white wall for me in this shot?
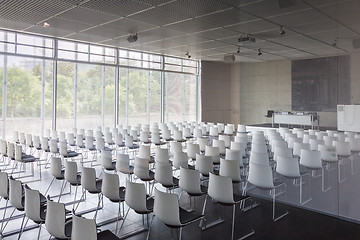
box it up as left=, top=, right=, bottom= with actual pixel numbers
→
left=201, top=52, right=360, bottom=128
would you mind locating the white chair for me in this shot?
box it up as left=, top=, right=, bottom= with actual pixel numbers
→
left=45, top=196, right=72, bottom=239
left=237, top=125, right=247, bottom=133
left=346, top=137, right=360, bottom=151
left=148, top=188, right=204, bottom=240
left=245, top=163, right=288, bottom=221
left=197, top=138, right=207, bottom=152
left=324, top=136, right=338, bottom=146
left=273, top=147, right=292, bottom=162
left=249, top=151, right=269, bottom=165
left=309, top=139, right=324, bottom=151
left=169, top=141, right=182, bottom=156
left=225, top=148, right=243, bottom=167
left=116, top=153, right=134, bottom=177
left=219, top=158, right=241, bottom=183
left=134, top=157, right=154, bottom=192
left=293, top=142, right=310, bottom=157
left=207, top=173, right=253, bottom=239
left=219, top=135, right=231, bottom=148
left=333, top=141, right=351, bottom=157
left=186, top=142, right=200, bottom=161
left=154, top=162, right=179, bottom=190
left=155, top=147, right=169, bottom=163
left=101, top=172, right=125, bottom=233
left=173, top=151, right=190, bottom=170
left=138, top=145, right=153, bottom=163
left=71, top=213, right=97, bottom=240
left=300, top=149, right=322, bottom=170
left=195, top=154, right=214, bottom=178
left=205, top=146, right=220, bottom=165
left=213, top=139, right=226, bottom=155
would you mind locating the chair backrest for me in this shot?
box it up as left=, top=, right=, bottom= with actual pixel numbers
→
left=19, top=133, right=25, bottom=144
left=183, top=128, right=191, bottom=138
left=155, top=162, right=174, bottom=186
left=179, top=167, right=202, bottom=195
left=50, top=139, right=58, bottom=153
left=249, top=151, right=269, bottom=165
left=151, top=132, right=161, bottom=144
left=45, top=198, right=68, bottom=239
left=293, top=142, right=310, bottom=157
left=197, top=137, right=207, bottom=152
left=169, top=141, right=182, bottom=155
left=173, top=151, right=188, bottom=169
left=59, top=141, right=68, bottom=156
left=248, top=163, right=274, bottom=189
left=345, top=137, right=360, bottom=151
left=59, top=132, right=66, bottom=142
left=76, top=134, right=84, bottom=147
left=85, top=136, right=94, bottom=149
left=67, top=133, right=75, bottom=145
left=0, top=140, right=7, bottom=155
left=299, top=149, right=322, bottom=169
left=26, top=133, right=33, bottom=147
left=65, top=160, right=78, bottom=185
left=318, top=144, right=338, bottom=162
left=125, top=180, right=148, bottom=212
left=13, top=131, right=19, bottom=143
left=309, top=139, right=324, bottom=151
left=116, top=153, right=131, bottom=173
left=225, top=149, right=243, bottom=167
left=102, top=172, right=121, bottom=201
left=235, top=135, right=249, bottom=144
left=9, top=177, right=24, bottom=210
left=25, top=186, right=43, bottom=222
left=187, top=142, right=200, bottom=159
left=15, top=144, right=23, bottom=161
left=324, top=136, right=338, bottom=146
left=303, top=134, right=316, bottom=144
left=251, top=143, right=267, bottom=154
left=271, top=140, right=288, bottom=152
left=276, top=155, right=300, bottom=178
left=140, top=131, right=149, bottom=142
left=230, top=141, right=246, bottom=156
left=334, top=133, right=346, bottom=142
left=219, top=158, right=241, bottom=182
left=213, top=139, right=226, bottom=155
left=125, top=135, right=134, bottom=148
left=205, top=146, right=220, bottom=164
left=134, top=157, right=151, bottom=179
left=115, top=132, right=123, bottom=146
left=333, top=141, right=351, bottom=156
left=193, top=129, right=202, bottom=138
left=71, top=214, right=97, bottom=240
left=287, top=137, right=302, bottom=149
left=33, top=135, right=41, bottom=149
left=79, top=129, right=85, bottom=136
left=104, top=132, right=113, bottom=144
left=50, top=157, right=63, bottom=178
left=81, top=167, right=98, bottom=192
left=209, top=126, right=219, bottom=137
left=95, top=131, right=103, bottom=140
left=0, top=171, right=9, bottom=199
left=96, top=138, right=105, bottom=151
left=219, top=135, right=230, bottom=148
left=273, top=146, right=292, bottom=162
left=7, top=142, right=14, bottom=159
left=154, top=188, right=181, bottom=227
left=237, top=124, right=247, bottom=133
left=100, top=150, right=113, bottom=169
left=42, top=137, right=49, bottom=151
left=316, top=131, right=327, bottom=140
left=155, top=147, right=169, bottom=163
left=195, top=154, right=213, bottom=176
left=208, top=172, right=234, bottom=204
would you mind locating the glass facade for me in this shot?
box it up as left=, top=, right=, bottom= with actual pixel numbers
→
left=0, top=29, right=200, bottom=140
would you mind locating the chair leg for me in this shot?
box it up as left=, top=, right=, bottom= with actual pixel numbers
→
left=179, top=227, right=183, bottom=240
left=231, top=204, right=235, bottom=240
left=44, top=178, right=55, bottom=196
left=0, top=199, right=8, bottom=233
left=115, top=202, right=121, bottom=235
left=37, top=223, right=42, bottom=240
left=146, top=215, right=155, bottom=240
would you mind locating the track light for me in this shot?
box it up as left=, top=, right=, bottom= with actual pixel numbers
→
left=185, top=52, right=191, bottom=59
left=237, top=47, right=240, bottom=54
left=332, top=38, right=338, bottom=47
left=127, top=33, right=138, bottom=43
left=279, top=26, right=285, bottom=36
left=257, top=48, right=262, bottom=56
left=43, top=22, right=50, bottom=28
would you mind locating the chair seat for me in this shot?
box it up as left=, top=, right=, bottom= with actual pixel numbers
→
left=88, top=179, right=102, bottom=194
left=162, top=177, right=179, bottom=189
left=187, top=185, right=207, bottom=197
left=69, top=174, right=81, bottom=186
left=103, top=147, right=113, bottom=152
left=64, top=151, right=78, bottom=158
left=19, top=155, right=36, bottom=162
left=166, top=208, right=203, bottom=228
left=128, top=144, right=139, bottom=149
left=140, top=170, right=154, bottom=181
left=117, top=143, right=126, bottom=148
left=154, top=142, right=166, bottom=146
left=55, top=170, right=65, bottom=180
left=97, top=230, right=121, bottom=240
left=105, top=161, right=117, bottom=171
left=109, top=186, right=126, bottom=202
left=119, top=165, right=134, bottom=175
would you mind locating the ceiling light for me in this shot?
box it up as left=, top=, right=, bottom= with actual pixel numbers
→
left=279, top=26, right=285, bottom=36
left=127, top=33, right=138, bottom=43
left=237, top=47, right=240, bottom=54
left=257, top=48, right=262, bottom=56
left=332, top=38, right=338, bottom=47
left=185, top=52, right=191, bottom=59
left=43, top=22, right=50, bottom=28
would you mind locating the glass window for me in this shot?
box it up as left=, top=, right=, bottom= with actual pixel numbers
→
left=44, top=60, right=53, bottom=132
left=118, top=68, right=127, bottom=126
left=104, top=66, right=115, bottom=128
left=77, top=63, right=102, bottom=130
left=184, top=74, right=197, bottom=122
left=165, top=72, right=184, bottom=123
left=149, top=71, right=161, bottom=124
left=56, top=61, right=75, bottom=132
left=6, top=57, right=42, bottom=138
left=128, top=69, right=148, bottom=125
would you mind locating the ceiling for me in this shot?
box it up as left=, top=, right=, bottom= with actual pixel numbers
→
left=0, top=0, right=360, bottom=62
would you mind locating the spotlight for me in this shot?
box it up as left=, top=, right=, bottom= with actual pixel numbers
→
left=332, top=38, right=338, bottom=47
left=127, top=33, right=138, bottom=43
left=279, top=26, right=285, bottom=36
left=185, top=52, right=191, bottom=59
left=257, top=48, right=262, bottom=56
left=237, top=47, right=240, bottom=54
left=43, top=22, right=50, bottom=28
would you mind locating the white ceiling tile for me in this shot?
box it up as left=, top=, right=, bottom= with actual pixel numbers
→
left=226, top=19, right=277, bottom=35
left=196, top=8, right=258, bottom=26
left=195, top=28, right=239, bottom=40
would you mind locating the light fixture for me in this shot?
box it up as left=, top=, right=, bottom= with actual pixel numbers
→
left=237, top=46, right=240, bottom=54
left=332, top=38, right=338, bottom=47
left=127, top=33, right=138, bottom=43
left=279, top=26, right=285, bottom=36
left=185, top=52, right=191, bottom=58
left=257, top=48, right=262, bottom=56
left=43, top=22, right=50, bottom=28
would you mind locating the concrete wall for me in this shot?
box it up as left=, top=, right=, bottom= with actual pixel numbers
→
left=201, top=51, right=360, bottom=128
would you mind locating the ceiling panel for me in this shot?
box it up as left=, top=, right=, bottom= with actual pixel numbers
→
left=26, top=25, right=74, bottom=37
left=79, top=26, right=128, bottom=39
left=165, top=19, right=217, bottom=34
left=169, top=34, right=210, bottom=45
left=164, top=0, right=231, bottom=18
left=56, top=7, right=119, bottom=26
left=227, top=19, right=277, bottom=35
left=101, top=18, right=157, bottom=34
left=68, top=32, right=109, bottom=42
left=195, top=28, right=239, bottom=40
left=196, top=8, right=258, bottom=26
left=0, top=6, right=48, bottom=25
left=272, top=35, right=328, bottom=49
left=0, top=0, right=75, bottom=17
left=190, top=40, right=231, bottom=50
left=141, top=39, right=186, bottom=50
left=0, top=19, right=32, bottom=31
left=292, top=19, right=340, bottom=34
left=44, top=17, right=92, bottom=33
left=128, top=5, right=190, bottom=26
left=269, top=9, right=329, bottom=27
left=81, top=0, right=152, bottom=17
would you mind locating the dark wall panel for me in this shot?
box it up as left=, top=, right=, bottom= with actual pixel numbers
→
left=291, top=56, right=350, bottom=112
